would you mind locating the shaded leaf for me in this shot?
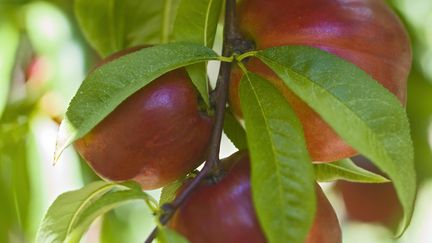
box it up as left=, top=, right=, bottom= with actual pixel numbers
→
left=100, top=202, right=156, bottom=243
left=0, top=101, right=34, bottom=240
left=185, top=63, right=209, bottom=106
left=100, top=211, right=132, bottom=243
left=406, top=67, right=432, bottom=182
left=159, top=179, right=183, bottom=206
left=314, top=159, right=390, bottom=183
left=223, top=109, right=248, bottom=150
left=157, top=227, right=189, bottom=243
left=0, top=20, right=19, bottom=118
left=174, top=0, right=222, bottom=47
left=75, top=0, right=181, bottom=57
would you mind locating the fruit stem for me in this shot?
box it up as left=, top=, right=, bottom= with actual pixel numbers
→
left=144, top=0, right=240, bottom=242
left=237, top=50, right=258, bottom=62
left=218, top=55, right=235, bottom=63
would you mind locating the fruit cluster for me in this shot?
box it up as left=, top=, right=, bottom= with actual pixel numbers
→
left=75, top=0, right=411, bottom=242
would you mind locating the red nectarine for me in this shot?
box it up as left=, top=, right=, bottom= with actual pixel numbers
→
left=229, top=0, right=412, bottom=162
left=75, top=47, right=213, bottom=189
left=170, top=151, right=342, bottom=243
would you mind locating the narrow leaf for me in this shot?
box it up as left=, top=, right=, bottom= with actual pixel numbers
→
left=185, top=63, right=210, bottom=106
left=100, top=203, right=156, bottom=243
left=173, top=0, right=223, bottom=105
left=100, top=211, right=132, bottom=243
left=406, top=67, right=432, bottom=182
left=36, top=181, right=117, bottom=243
left=314, top=159, right=390, bottom=183
left=174, top=0, right=222, bottom=47
left=223, top=109, right=248, bottom=150
left=67, top=189, right=156, bottom=242
left=55, top=43, right=218, bottom=160
left=75, top=0, right=181, bottom=57
left=0, top=101, right=34, bottom=237
left=159, top=179, right=183, bottom=206
left=160, top=0, right=182, bottom=44
left=239, top=72, right=315, bottom=243
left=157, top=228, right=189, bottom=243
left=0, top=21, right=19, bottom=118
left=257, top=46, right=416, bottom=234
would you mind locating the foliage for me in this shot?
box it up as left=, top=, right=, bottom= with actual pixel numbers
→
left=1, top=0, right=431, bottom=243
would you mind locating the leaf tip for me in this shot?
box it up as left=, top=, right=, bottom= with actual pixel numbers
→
left=53, top=118, right=76, bottom=164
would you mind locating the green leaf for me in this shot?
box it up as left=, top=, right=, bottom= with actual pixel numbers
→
left=100, top=211, right=132, bottom=243
left=0, top=20, right=19, bottom=118
left=37, top=181, right=117, bottom=243
left=239, top=72, right=315, bottom=243
left=75, top=0, right=181, bottom=57
left=185, top=63, right=210, bottom=106
left=314, top=159, right=390, bottom=183
left=173, top=0, right=223, bottom=106
left=256, top=46, right=416, bottom=234
left=174, top=0, right=222, bottom=47
left=0, top=101, right=36, bottom=238
left=160, top=0, right=182, bottom=44
left=159, top=179, right=183, bottom=206
left=157, top=227, right=189, bottom=243
left=100, top=202, right=156, bottom=243
left=55, top=43, right=219, bottom=160
left=406, top=67, right=432, bottom=182
left=67, top=189, right=156, bottom=242
left=223, top=109, right=248, bottom=150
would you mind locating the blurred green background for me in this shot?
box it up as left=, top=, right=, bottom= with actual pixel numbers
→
left=0, top=0, right=431, bottom=242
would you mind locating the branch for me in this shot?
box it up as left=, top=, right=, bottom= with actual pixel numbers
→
left=144, top=0, right=239, bottom=242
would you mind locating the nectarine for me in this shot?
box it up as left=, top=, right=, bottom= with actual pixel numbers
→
left=75, top=47, right=213, bottom=189
left=229, top=0, right=412, bottom=162
left=170, top=151, right=342, bottom=243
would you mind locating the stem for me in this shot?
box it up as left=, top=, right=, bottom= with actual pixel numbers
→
left=237, top=50, right=258, bottom=62
left=144, top=0, right=239, bottom=242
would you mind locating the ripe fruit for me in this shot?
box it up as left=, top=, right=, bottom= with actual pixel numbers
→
left=335, top=156, right=402, bottom=228
left=229, top=0, right=412, bottom=162
left=75, top=47, right=213, bottom=190
left=170, top=151, right=341, bottom=243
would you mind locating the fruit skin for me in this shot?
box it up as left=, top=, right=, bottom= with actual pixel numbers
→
left=335, top=156, right=402, bottom=228
left=229, top=0, right=412, bottom=162
left=170, top=151, right=341, bottom=243
left=307, top=184, right=342, bottom=243
left=75, top=47, right=213, bottom=190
